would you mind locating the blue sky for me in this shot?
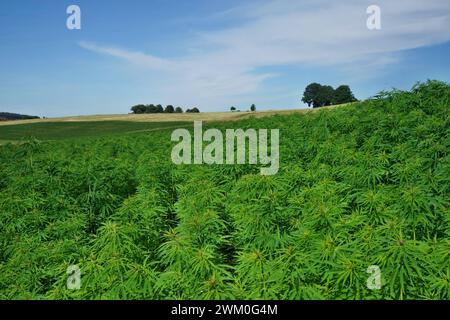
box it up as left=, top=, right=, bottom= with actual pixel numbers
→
left=1, top=0, right=450, bottom=117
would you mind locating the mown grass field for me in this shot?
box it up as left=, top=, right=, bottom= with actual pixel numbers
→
left=0, top=81, right=448, bottom=300
left=0, top=121, right=190, bottom=144
left=0, top=108, right=319, bottom=127
left=0, top=108, right=327, bottom=144
left=0, top=109, right=320, bottom=144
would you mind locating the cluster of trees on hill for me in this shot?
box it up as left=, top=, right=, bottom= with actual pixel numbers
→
left=0, top=112, right=40, bottom=121
left=302, top=83, right=358, bottom=108
left=185, top=107, right=200, bottom=113
left=131, top=104, right=200, bottom=114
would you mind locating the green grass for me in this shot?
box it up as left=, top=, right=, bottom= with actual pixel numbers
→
left=0, top=121, right=189, bottom=143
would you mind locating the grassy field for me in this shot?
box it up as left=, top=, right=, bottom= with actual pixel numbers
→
left=0, top=107, right=328, bottom=127
left=0, top=107, right=347, bottom=144
left=0, top=108, right=325, bottom=144
left=0, top=121, right=190, bottom=144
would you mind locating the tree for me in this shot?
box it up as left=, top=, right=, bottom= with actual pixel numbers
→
left=333, top=85, right=357, bottom=105
left=131, top=104, right=196, bottom=114
left=146, top=104, right=157, bottom=113
left=250, top=104, right=256, bottom=112
left=131, top=104, right=147, bottom=114
left=230, top=106, right=236, bottom=111
left=302, top=83, right=357, bottom=108
left=186, top=107, right=200, bottom=113
left=165, top=105, right=175, bottom=113
left=302, top=83, right=323, bottom=108
left=319, top=85, right=335, bottom=107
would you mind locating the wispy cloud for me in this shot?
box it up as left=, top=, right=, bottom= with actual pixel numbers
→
left=79, top=0, right=450, bottom=109
left=79, top=42, right=174, bottom=71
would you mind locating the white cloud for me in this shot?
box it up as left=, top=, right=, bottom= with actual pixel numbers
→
left=79, top=42, right=175, bottom=71
left=79, top=0, right=450, bottom=110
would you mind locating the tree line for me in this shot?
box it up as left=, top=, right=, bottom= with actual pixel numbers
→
left=0, top=112, right=40, bottom=121
left=130, top=84, right=357, bottom=115
left=302, top=83, right=358, bottom=108
left=131, top=104, right=200, bottom=114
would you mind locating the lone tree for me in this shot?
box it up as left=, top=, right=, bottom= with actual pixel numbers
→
left=165, top=105, right=175, bottom=113
left=250, top=104, right=256, bottom=112
left=333, top=85, right=357, bottom=105
left=175, top=107, right=183, bottom=113
left=230, top=106, right=236, bottom=111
